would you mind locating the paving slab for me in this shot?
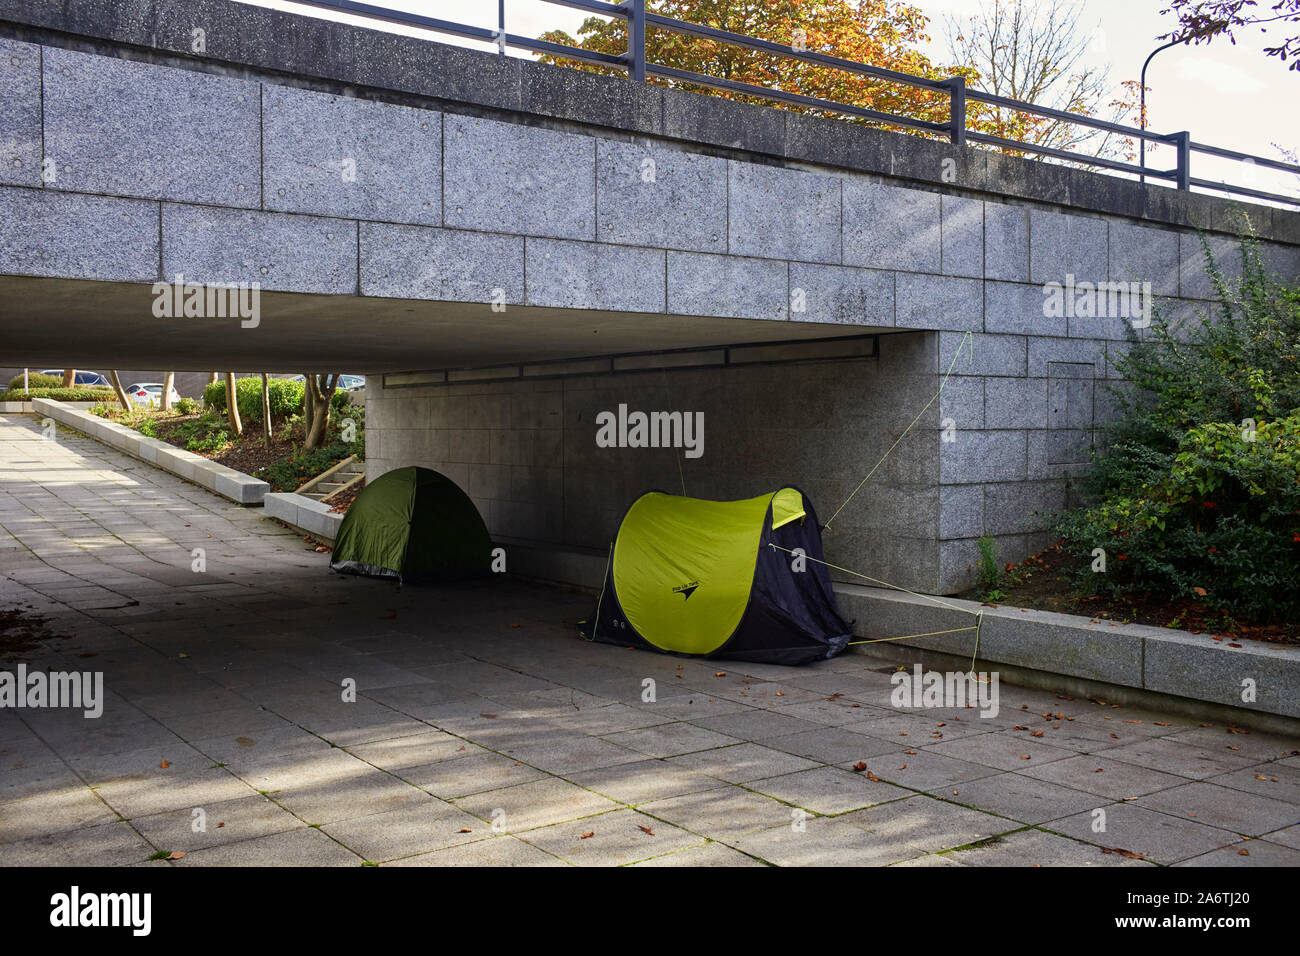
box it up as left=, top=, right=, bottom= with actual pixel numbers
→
left=1, top=412, right=1297, bottom=866
left=1044, top=802, right=1240, bottom=864
left=519, top=808, right=706, bottom=866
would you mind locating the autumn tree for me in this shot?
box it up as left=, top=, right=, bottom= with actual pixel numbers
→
left=538, top=0, right=977, bottom=130
left=946, top=0, right=1140, bottom=162
left=1159, top=0, right=1300, bottom=69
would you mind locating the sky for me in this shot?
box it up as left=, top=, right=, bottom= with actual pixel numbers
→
left=241, top=0, right=1298, bottom=201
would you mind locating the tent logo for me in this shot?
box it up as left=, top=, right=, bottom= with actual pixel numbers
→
left=672, top=581, right=700, bottom=601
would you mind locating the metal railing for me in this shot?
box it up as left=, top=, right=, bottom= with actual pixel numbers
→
left=291, top=0, right=1300, bottom=207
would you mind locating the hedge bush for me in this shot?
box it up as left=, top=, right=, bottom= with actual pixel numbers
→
left=7, top=373, right=62, bottom=390
left=0, top=386, right=116, bottom=402
left=1056, top=233, right=1300, bottom=621
left=203, top=377, right=304, bottom=423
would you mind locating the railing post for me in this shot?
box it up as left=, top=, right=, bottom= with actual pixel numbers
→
left=1173, top=131, right=1190, bottom=190
left=628, top=0, right=646, bottom=82
left=947, top=75, right=966, bottom=147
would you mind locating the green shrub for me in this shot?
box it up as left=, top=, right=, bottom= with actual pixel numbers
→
left=203, top=377, right=304, bottom=423
left=7, top=373, right=62, bottom=390
left=0, top=386, right=116, bottom=402
left=174, top=413, right=233, bottom=452
left=259, top=441, right=353, bottom=492
left=975, top=535, right=1003, bottom=601
left=174, top=396, right=199, bottom=415
left=1056, top=232, right=1300, bottom=621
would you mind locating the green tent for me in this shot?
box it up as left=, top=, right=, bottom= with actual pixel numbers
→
left=330, top=466, right=491, bottom=584
left=582, top=487, right=852, bottom=665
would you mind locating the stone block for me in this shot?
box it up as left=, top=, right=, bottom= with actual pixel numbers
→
left=42, top=47, right=259, bottom=206
left=1028, top=208, right=1108, bottom=284
left=896, top=274, right=981, bottom=331
left=360, top=223, right=523, bottom=304
left=262, top=85, right=441, bottom=225
left=595, top=141, right=726, bottom=253
left=939, top=430, right=1027, bottom=483
left=842, top=179, right=941, bottom=272
left=788, top=263, right=893, bottom=326
left=444, top=114, right=594, bottom=240
left=0, top=38, right=41, bottom=187
left=984, top=201, right=1030, bottom=281
left=164, top=205, right=356, bottom=294
left=727, top=160, right=840, bottom=264
left=0, top=187, right=159, bottom=282
left=525, top=239, right=665, bottom=312
left=667, top=252, right=787, bottom=320
left=940, top=195, right=983, bottom=278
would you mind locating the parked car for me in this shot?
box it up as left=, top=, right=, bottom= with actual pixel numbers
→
left=123, top=382, right=182, bottom=406
left=39, top=370, right=111, bottom=387
left=285, top=374, right=365, bottom=391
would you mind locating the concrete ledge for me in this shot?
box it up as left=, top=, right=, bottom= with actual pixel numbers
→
left=495, top=538, right=1300, bottom=729
left=264, top=492, right=343, bottom=542
left=834, top=584, right=1300, bottom=727
left=32, top=398, right=268, bottom=505
left=1, top=0, right=1296, bottom=243
left=1, top=401, right=100, bottom=413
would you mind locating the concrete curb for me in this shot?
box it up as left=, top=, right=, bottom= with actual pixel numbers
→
left=503, top=539, right=1299, bottom=726
left=264, top=492, right=342, bottom=542
left=32, top=398, right=268, bottom=505
left=834, top=584, right=1300, bottom=725
left=1, top=401, right=100, bottom=413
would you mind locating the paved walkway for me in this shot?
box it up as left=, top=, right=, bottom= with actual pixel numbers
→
left=1, top=413, right=1297, bottom=866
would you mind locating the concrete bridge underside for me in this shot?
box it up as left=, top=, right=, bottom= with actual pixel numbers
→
left=0, top=276, right=860, bottom=374
left=1, top=0, right=1298, bottom=595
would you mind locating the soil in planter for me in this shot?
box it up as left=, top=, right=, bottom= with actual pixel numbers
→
left=95, top=407, right=354, bottom=491
left=328, top=479, right=365, bottom=514
left=961, top=543, right=1298, bottom=647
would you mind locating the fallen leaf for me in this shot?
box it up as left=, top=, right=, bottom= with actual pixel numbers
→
left=479, top=713, right=498, bottom=719
left=897, top=764, right=907, bottom=771
left=904, top=749, right=917, bottom=755
left=159, top=760, right=171, bottom=769
left=459, top=828, right=473, bottom=833
left=714, top=672, right=726, bottom=677
left=579, top=832, right=595, bottom=840
left=1238, top=848, right=1250, bottom=856
left=216, top=822, right=225, bottom=828
left=638, top=825, right=655, bottom=835
left=853, top=761, right=868, bottom=772
left=167, top=851, right=186, bottom=860
left=1192, top=587, right=1207, bottom=596
left=1031, top=731, right=1044, bottom=738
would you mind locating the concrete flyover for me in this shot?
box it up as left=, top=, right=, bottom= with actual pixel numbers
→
left=0, top=0, right=1298, bottom=594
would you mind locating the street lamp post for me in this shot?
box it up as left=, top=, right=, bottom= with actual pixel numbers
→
left=1139, top=38, right=1184, bottom=184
